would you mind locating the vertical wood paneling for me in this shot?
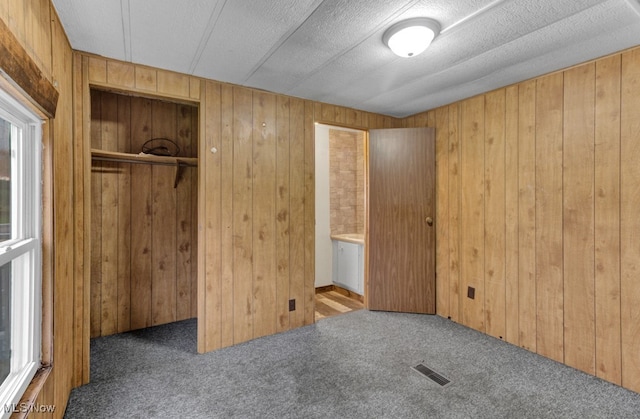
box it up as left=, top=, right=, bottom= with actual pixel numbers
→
left=201, top=80, right=222, bottom=351
left=25, top=0, right=51, bottom=76
left=403, top=115, right=415, bottom=127
left=563, top=63, right=596, bottom=375
left=72, top=52, right=90, bottom=385
left=50, top=13, right=75, bottom=412
left=460, top=96, right=485, bottom=331
left=90, top=93, right=103, bottom=338
left=620, top=48, right=640, bottom=393
left=99, top=92, right=118, bottom=336
left=414, top=112, right=429, bottom=128
left=535, top=73, right=564, bottom=362
left=435, top=107, right=450, bottom=318
left=151, top=101, right=178, bottom=325
left=7, top=0, right=25, bottom=45
left=191, top=108, right=199, bottom=320
left=253, top=92, right=277, bottom=338
left=504, top=85, right=520, bottom=345
left=232, top=87, right=255, bottom=343
left=448, top=104, right=461, bottom=322
left=194, top=84, right=319, bottom=353
left=100, top=95, right=118, bottom=335
left=116, top=95, right=131, bottom=333
left=176, top=103, right=194, bottom=321
left=197, top=84, right=208, bottom=353
left=517, top=80, right=537, bottom=351
left=129, top=97, right=153, bottom=330
left=304, top=100, right=316, bottom=325
left=484, top=90, right=506, bottom=339
left=594, top=55, right=622, bottom=385
left=276, top=96, right=291, bottom=332
left=219, top=83, right=234, bottom=347
left=289, top=98, right=306, bottom=328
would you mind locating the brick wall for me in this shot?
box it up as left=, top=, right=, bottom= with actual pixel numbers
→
left=329, top=129, right=364, bottom=235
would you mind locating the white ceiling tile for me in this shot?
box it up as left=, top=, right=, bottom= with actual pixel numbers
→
left=244, top=0, right=417, bottom=94
left=192, top=0, right=323, bottom=84
left=128, top=0, right=222, bottom=74
left=51, top=0, right=126, bottom=61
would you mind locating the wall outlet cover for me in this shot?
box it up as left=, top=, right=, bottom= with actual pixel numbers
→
left=467, top=286, right=475, bottom=299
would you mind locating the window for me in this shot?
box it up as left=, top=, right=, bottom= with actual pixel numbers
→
left=0, top=87, right=42, bottom=414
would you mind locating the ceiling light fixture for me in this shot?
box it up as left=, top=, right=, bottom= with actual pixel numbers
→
left=383, top=18, right=440, bottom=58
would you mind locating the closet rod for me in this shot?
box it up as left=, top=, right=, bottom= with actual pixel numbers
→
left=91, top=149, right=197, bottom=167
left=91, top=155, right=197, bottom=167
left=91, top=149, right=197, bottom=188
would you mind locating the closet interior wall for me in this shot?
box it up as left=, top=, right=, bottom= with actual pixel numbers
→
left=90, top=89, right=198, bottom=337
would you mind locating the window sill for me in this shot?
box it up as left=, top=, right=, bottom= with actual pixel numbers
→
left=12, top=365, right=52, bottom=419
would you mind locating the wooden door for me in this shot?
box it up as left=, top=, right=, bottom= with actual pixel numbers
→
left=367, top=127, right=436, bottom=313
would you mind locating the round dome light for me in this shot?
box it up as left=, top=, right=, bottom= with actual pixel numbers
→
left=383, top=18, right=440, bottom=58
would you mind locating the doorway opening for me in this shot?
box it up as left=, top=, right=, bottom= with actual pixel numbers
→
left=314, top=123, right=367, bottom=321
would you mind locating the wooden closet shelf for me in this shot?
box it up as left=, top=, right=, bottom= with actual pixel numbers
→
left=91, top=149, right=197, bottom=188
left=91, top=149, right=198, bottom=167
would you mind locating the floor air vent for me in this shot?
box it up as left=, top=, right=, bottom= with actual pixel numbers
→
left=412, top=363, right=451, bottom=386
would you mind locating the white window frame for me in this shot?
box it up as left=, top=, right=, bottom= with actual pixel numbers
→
left=0, top=86, right=42, bottom=416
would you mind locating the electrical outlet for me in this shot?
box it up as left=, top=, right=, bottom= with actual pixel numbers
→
left=467, top=286, right=475, bottom=300
left=289, top=299, right=296, bottom=311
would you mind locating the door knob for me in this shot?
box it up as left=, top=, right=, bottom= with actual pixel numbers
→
left=425, top=217, right=433, bottom=226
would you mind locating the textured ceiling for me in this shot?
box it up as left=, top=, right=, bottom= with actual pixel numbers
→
left=51, top=0, right=640, bottom=118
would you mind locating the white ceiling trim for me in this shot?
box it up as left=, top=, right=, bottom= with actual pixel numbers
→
left=239, top=0, right=327, bottom=85
left=188, top=0, right=227, bottom=75
left=440, top=0, right=507, bottom=34
left=120, top=0, right=132, bottom=62
left=624, top=0, right=640, bottom=16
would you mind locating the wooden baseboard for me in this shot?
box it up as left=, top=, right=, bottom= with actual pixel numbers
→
left=315, top=284, right=364, bottom=303
left=315, top=285, right=335, bottom=294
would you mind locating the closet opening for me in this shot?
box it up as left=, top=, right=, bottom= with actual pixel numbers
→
left=89, top=88, right=199, bottom=350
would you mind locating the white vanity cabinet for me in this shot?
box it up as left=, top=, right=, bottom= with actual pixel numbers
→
left=331, top=235, right=364, bottom=295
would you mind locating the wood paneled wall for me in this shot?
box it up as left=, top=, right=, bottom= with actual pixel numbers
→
left=73, top=53, right=399, bottom=358
left=90, top=90, right=198, bottom=338
left=404, top=46, right=640, bottom=393
left=198, top=83, right=399, bottom=352
left=1, top=1, right=77, bottom=417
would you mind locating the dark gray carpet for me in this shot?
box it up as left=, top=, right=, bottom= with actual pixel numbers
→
left=64, top=311, right=640, bottom=418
